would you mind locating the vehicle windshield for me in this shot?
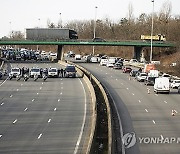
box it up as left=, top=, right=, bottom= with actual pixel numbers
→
left=11, top=69, right=20, bottom=72
left=49, top=69, right=57, bottom=72
left=65, top=66, right=76, bottom=72
left=31, top=68, right=40, bottom=72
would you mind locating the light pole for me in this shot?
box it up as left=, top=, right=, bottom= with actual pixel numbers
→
left=92, top=6, right=98, bottom=55
left=59, top=13, right=62, bottom=28
left=38, top=18, right=40, bottom=28
left=150, top=0, right=154, bottom=63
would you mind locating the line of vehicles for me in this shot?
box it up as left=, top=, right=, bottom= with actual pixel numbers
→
left=0, top=48, right=57, bottom=62
left=0, top=64, right=77, bottom=81
left=96, top=56, right=180, bottom=94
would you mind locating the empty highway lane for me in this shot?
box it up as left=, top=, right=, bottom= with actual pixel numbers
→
left=0, top=63, right=92, bottom=154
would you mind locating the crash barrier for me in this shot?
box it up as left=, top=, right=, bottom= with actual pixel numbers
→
left=58, top=60, right=97, bottom=154
left=63, top=61, right=112, bottom=154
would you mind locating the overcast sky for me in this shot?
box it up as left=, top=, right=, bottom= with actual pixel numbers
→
left=0, top=0, right=179, bottom=38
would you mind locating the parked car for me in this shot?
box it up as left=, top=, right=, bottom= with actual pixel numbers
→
left=136, top=73, right=147, bottom=82
left=144, top=76, right=156, bottom=86
left=48, top=68, right=58, bottom=77
left=106, top=62, right=114, bottom=67
left=100, top=59, right=108, bottom=66
left=30, top=68, right=41, bottom=77
left=9, top=68, right=21, bottom=78
left=0, top=71, right=3, bottom=79
left=65, top=65, right=76, bottom=78
left=170, top=80, right=180, bottom=89
left=123, top=66, right=132, bottom=73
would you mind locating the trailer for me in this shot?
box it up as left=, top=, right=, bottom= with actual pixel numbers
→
left=26, top=28, right=78, bottom=41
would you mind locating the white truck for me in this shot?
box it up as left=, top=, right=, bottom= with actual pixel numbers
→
left=154, top=77, right=170, bottom=94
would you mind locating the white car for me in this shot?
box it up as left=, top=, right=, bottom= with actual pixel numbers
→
left=9, top=68, right=21, bottom=77
left=171, top=80, right=180, bottom=89
left=30, top=68, right=41, bottom=77
left=106, top=62, right=114, bottom=67
left=136, top=73, right=147, bottom=82
left=48, top=68, right=58, bottom=77
left=100, top=59, right=108, bottom=66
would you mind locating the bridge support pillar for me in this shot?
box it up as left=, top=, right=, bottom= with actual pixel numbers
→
left=134, top=46, right=142, bottom=61
left=57, top=45, right=64, bottom=60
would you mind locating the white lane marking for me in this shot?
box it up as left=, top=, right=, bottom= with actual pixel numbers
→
left=58, top=99, right=60, bottom=102
left=126, top=88, right=129, bottom=90
left=152, top=120, right=156, bottom=124
left=0, top=135, right=2, bottom=138
left=1, top=102, right=4, bottom=106
left=48, top=119, right=51, bottom=123
left=60, top=92, right=62, bottom=95
left=42, top=82, right=44, bottom=85
left=61, top=83, right=63, bottom=85
left=24, top=108, right=28, bottom=111
left=32, top=99, right=35, bottom=102
left=132, top=93, right=135, bottom=96
left=37, top=93, right=39, bottom=95
left=138, top=100, right=141, bottom=103
left=54, top=108, right=57, bottom=111
left=10, top=95, right=13, bottom=98
left=121, top=83, right=124, bottom=85
left=61, top=87, right=63, bottom=89
left=61, top=79, right=63, bottom=81
left=111, top=76, right=113, bottom=78
left=13, top=119, right=17, bottom=124
left=40, top=87, right=42, bottom=90
left=155, top=94, right=158, bottom=96
left=21, top=83, right=23, bottom=86
left=38, top=133, right=42, bottom=139
left=0, top=77, right=8, bottom=87
left=116, top=79, right=118, bottom=81
left=106, top=73, right=108, bottom=74
left=145, top=109, right=149, bottom=113
left=73, top=79, right=87, bottom=154
left=17, top=89, right=19, bottom=91
left=164, top=101, right=167, bottom=104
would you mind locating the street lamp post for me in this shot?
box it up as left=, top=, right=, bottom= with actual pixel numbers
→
left=150, top=0, right=154, bottom=63
left=92, top=6, right=98, bottom=55
left=59, top=13, right=62, bottom=28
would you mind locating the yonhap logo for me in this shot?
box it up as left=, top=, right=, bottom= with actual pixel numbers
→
left=122, top=132, right=136, bottom=148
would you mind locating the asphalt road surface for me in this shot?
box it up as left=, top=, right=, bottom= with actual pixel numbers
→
left=0, top=62, right=92, bottom=154
left=80, top=63, right=180, bottom=154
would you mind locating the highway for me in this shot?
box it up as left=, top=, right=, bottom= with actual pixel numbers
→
left=80, top=63, right=180, bottom=154
left=0, top=62, right=92, bottom=154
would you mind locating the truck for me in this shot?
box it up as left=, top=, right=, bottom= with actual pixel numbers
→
left=154, top=77, right=170, bottom=94
left=141, top=34, right=166, bottom=41
left=26, top=28, right=78, bottom=41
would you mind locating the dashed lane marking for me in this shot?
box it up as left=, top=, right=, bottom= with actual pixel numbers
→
left=13, top=119, right=17, bottom=124
left=145, top=109, right=149, bottom=112
left=24, top=108, right=28, bottom=111
left=152, top=120, right=156, bottom=124
left=1, top=102, right=4, bottom=106
left=164, top=101, right=168, bottom=104
left=54, top=108, right=57, bottom=111
left=38, top=133, right=42, bottom=139
left=138, top=100, right=141, bottom=103
left=32, top=99, right=35, bottom=102
left=48, top=119, right=51, bottom=123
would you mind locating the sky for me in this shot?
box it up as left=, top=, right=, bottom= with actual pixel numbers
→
left=0, top=0, right=179, bottom=38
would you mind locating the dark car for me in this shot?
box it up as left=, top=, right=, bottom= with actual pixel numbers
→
left=130, top=70, right=138, bottom=77
left=123, top=66, right=132, bottom=73
left=144, top=76, right=156, bottom=86
left=65, top=65, right=76, bottom=78
left=113, top=63, right=122, bottom=69
left=0, top=71, right=3, bottom=79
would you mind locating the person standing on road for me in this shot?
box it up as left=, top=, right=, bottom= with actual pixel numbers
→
left=60, top=68, right=64, bottom=77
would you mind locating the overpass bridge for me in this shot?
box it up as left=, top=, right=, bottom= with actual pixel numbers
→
left=0, top=40, right=175, bottom=60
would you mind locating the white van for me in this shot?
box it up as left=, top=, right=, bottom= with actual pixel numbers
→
left=154, top=77, right=170, bottom=94
left=100, top=59, right=108, bottom=66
